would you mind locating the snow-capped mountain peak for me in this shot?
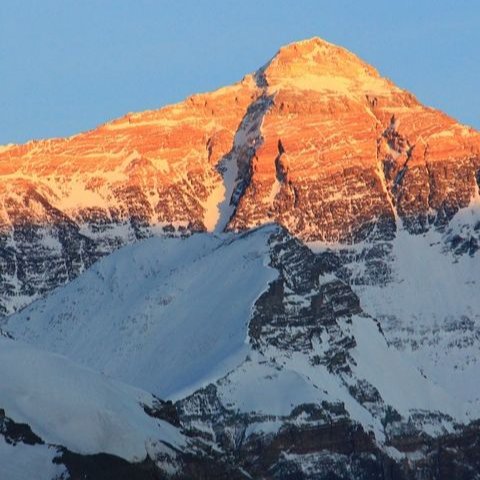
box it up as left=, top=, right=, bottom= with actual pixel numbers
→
left=2, top=36, right=480, bottom=479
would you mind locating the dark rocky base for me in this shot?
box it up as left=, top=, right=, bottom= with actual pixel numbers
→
left=50, top=419, right=480, bottom=480
left=4, top=394, right=480, bottom=480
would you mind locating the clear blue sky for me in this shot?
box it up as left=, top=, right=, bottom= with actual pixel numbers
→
left=1, top=0, right=479, bottom=144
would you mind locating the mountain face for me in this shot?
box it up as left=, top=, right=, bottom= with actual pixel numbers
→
left=1, top=37, right=480, bottom=479
left=1, top=37, right=479, bottom=316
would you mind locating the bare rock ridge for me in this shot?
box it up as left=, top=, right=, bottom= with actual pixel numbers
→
left=0, top=36, right=479, bottom=318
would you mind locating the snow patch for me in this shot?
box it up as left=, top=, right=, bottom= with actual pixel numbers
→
left=217, top=355, right=323, bottom=416
left=6, top=228, right=280, bottom=399
left=0, top=438, right=65, bottom=480
left=347, top=316, right=461, bottom=421
left=0, top=338, right=185, bottom=462
left=268, top=178, right=282, bottom=204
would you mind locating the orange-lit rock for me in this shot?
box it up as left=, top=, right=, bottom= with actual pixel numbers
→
left=228, top=38, right=480, bottom=240
left=0, top=76, right=261, bottom=232
left=1, top=36, right=480, bottom=313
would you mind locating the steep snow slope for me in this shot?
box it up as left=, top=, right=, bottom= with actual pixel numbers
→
left=308, top=201, right=480, bottom=416
left=0, top=439, right=65, bottom=480
left=5, top=227, right=278, bottom=398
left=0, top=337, right=184, bottom=462
left=359, top=227, right=480, bottom=411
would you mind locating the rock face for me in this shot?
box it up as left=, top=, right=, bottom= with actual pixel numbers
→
left=0, top=74, right=260, bottom=314
left=230, top=39, right=480, bottom=242
left=1, top=37, right=480, bottom=315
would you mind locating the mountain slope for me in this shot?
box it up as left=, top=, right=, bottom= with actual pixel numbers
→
left=4, top=225, right=477, bottom=479
left=304, top=187, right=480, bottom=414
left=5, top=227, right=278, bottom=397
left=0, top=334, right=189, bottom=478
left=1, top=37, right=479, bottom=315
left=230, top=39, right=480, bottom=240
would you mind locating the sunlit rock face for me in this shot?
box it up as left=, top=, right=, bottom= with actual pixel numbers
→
left=0, top=74, right=261, bottom=314
left=228, top=38, right=480, bottom=241
left=1, top=36, right=480, bottom=314
left=0, top=75, right=258, bottom=232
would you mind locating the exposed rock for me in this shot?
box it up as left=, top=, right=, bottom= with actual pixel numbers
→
left=0, top=408, right=44, bottom=446
left=1, top=37, right=479, bottom=315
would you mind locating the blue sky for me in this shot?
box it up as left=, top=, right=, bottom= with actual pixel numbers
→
left=1, top=1, right=479, bottom=144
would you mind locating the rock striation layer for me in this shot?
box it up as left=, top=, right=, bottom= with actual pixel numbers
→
left=1, top=37, right=480, bottom=314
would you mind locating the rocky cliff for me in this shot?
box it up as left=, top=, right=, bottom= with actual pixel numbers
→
left=1, top=37, right=479, bottom=315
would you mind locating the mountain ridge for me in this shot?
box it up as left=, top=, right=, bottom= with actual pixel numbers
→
left=1, top=36, right=479, bottom=316
left=3, top=222, right=480, bottom=479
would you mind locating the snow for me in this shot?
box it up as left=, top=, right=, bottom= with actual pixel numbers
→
left=280, top=348, right=384, bottom=438
left=212, top=153, right=238, bottom=233
left=430, top=129, right=455, bottom=138
left=217, top=354, right=323, bottom=416
left=6, top=227, right=279, bottom=399
left=202, top=180, right=226, bottom=232
left=0, top=337, right=184, bottom=462
left=212, top=288, right=468, bottom=440
left=77, top=221, right=133, bottom=243
left=272, top=74, right=352, bottom=95
left=0, top=438, right=66, bottom=480
left=447, top=189, right=480, bottom=235
left=266, top=38, right=398, bottom=99
left=5, top=206, right=478, bottom=459
left=0, top=144, right=14, bottom=154
left=354, top=225, right=480, bottom=411
left=265, top=313, right=464, bottom=440
left=268, top=178, right=282, bottom=204
left=374, top=160, right=400, bottom=228
left=211, top=95, right=270, bottom=233
left=54, top=177, right=107, bottom=210
left=245, top=420, right=284, bottom=437
left=6, top=220, right=467, bottom=444
left=39, top=230, right=63, bottom=251
left=307, top=197, right=480, bottom=420
left=347, top=316, right=461, bottom=421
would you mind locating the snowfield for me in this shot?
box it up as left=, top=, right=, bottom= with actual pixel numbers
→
left=352, top=226, right=480, bottom=412
left=0, top=438, right=66, bottom=480
left=5, top=227, right=279, bottom=398
left=308, top=201, right=480, bottom=419
left=0, top=337, right=185, bottom=462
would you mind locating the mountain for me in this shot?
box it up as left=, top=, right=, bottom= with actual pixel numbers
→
left=1, top=36, right=480, bottom=479
left=1, top=37, right=479, bottom=316
left=6, top=227, right=279, bottom=398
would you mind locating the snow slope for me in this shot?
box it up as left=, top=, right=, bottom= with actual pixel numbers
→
left=5, top=227, right=278, bottom=398
left=0, top=438, right=65, bottom=480
left=3, top=223, right=473, bottom=457
left=0, top=337, right=184, bottom=462
left=308, top=201, right=480, bottom=418
left=184, top=310, right=462, bottom=446
left=353, top=227, right=480, bottom=411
